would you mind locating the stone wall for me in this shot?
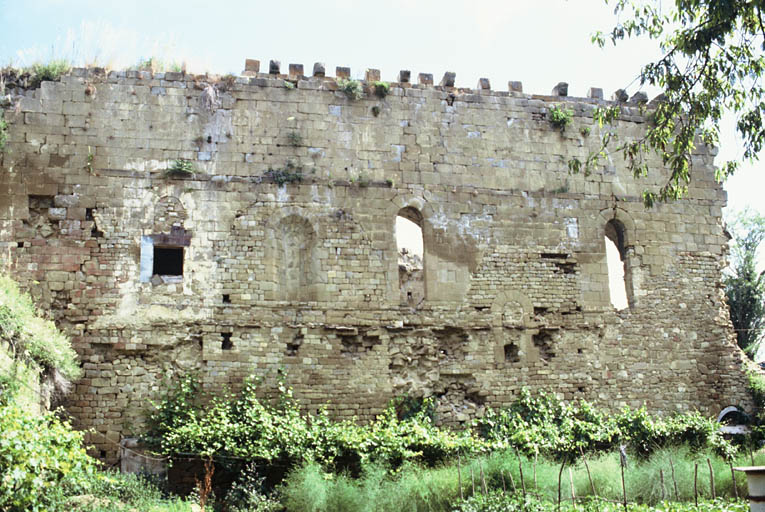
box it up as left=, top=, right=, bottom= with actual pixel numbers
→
left=0, top=61, right=752, bottom=461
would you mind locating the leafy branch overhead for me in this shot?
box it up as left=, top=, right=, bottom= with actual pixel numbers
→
left=576, top=0, right=765, bottom=207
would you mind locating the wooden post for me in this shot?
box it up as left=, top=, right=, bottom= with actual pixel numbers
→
left=501, top=469, right=506, bottom=494
left=694, top=462, right=699, bottom=508
left=669, top=456, right=679, bottom=500
left=620, top=456, right=627, bottom=512
left=729, top=462, right=739, bottom=499
left=458, top=453, right=464, bottom=501
left=579, top=445, right=597, bottom=496
left=508, top=468, right=517, bottom=492
left=515, top=448, right=526, bottom=497
left=660, top=469, right=666, bottom=501
left=534, top=452, right=538, bottom=488
left=480, top=464, right=488, bottom=495
left=471, top=466, right=476, bottom=496
left=568, top=466, right=576, bottom=504
left=558, top=460, right=565, bottom=512
left=706, top=457, right=715, bottom=499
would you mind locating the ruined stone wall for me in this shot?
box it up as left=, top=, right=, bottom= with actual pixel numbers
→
left=0, top=62, right=752, bottom=461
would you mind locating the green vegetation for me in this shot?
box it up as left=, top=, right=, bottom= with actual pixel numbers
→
left=28, top=60, right=71, bottom=88
left=548, top=105, right=574, bottom=133
left=338, top=78, right=364, bottom=100
left=724, top=209, right=765, bottom=356
left=287, top=130, right=303, bottom=146
left=373, top=81, right=390, bottom=99
left=0, top=404, right=95, bottom=511
left=0, top=273, right=81, bottom=381
left=264, top=161, right=304, bottom=186
left=0, top=272, right=195, bottom=511
left=584, top=1, right=765, bottom=206
left=278, top=446, right=756, bottom=512
left=136, top=57, right=183, bottom=73
left=165, top=159, right=195, bottom=178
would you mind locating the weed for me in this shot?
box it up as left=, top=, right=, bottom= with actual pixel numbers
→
left=371, top=105, right=381, bottom=117
left=264, top=161, right=303, bottom=186
left=373, top=81, right=390, bottom=99
left=580, top=126, right=591, bottom=137
left=284, top=80, right=296, bottom=90
left=136, top=57, right=183, bottom=73
left=548, top=104, right=574, bottom=133
left=287, top=131, right=303, bottom=147
left=385, top=178, right=394, bottom=188
left=338, top=78, right=364, bottom=100
left=28, top=60, right=71, bottom=88
left=165, top=159, right=195, bottom=178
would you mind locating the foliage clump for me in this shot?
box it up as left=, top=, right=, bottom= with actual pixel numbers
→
left=28, top=60, right=71, bottom=89
left=548, top=105, right=574, bottom=133
left=337, top=78, right=364, bottom=100
left=373, top=81, right=390, bottom=99
left=0, top=404, right=95, bottom=511
left=165, top=159, right=195, bottom=178
left=264, top=161, right=304, bottom=186
left=724, top=209, right=765, bottom=356
left=0, top=273, right=81, bottom=381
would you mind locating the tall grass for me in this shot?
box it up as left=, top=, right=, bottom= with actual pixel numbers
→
left=280, top=446, right=762, bottom=512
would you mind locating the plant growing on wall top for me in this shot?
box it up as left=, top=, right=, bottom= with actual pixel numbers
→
left=165, top=159, right=195, bottom=178
left=373, top=81, right=390, bottom=99
left=548, top=104, right=574, bottom=133
left=337, top=78, right=364, bottom=100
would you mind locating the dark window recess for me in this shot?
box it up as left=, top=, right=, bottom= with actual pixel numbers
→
left=286, top=334, right=303, bottom=356
left=153, top=247, right=184, bottom=276
left=85, top=208, right=94, bottom=221
left=504, top=343, right=520, bottom=362
left=577, top=386, right=586, bottom=393
left=17, top=241, right=24, bottom=248
left=222, top=294, right=231, bottom=304
left=221, top=333, right=233, bottom=350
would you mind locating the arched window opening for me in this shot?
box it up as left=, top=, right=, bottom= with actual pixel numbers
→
left=604, top=219, right=629, bottom=310
left=396, top=207, right=424, bottom=304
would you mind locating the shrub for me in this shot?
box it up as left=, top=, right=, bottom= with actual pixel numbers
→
left=373, top=81, right=390, bottom=99
left=28, top=60, right=71, bottom=88
left=548, top=104, right=574, bottom=133
left=165, top=159, right=194, bottom=178
left=0, top=404, right=95, bottom=511
left=338, top=78, right=364, bottom=100
left=0, top=273, right=81, bottom=380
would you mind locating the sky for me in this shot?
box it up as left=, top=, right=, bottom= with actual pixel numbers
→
left=0, top=0, right=763, bottom=267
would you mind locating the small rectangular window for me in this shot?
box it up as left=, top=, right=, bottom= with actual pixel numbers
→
left=153, top=246, right=184, bottom=276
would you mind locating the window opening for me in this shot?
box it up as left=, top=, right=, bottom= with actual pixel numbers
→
left=604, top=219, right=628, bottom=310
left=396, top=207, right=424, bottom=304
left=153, top=246, right=184, bottom=276
left=221, top=332, right=233, bottom=350
left=222, top=294, right=231, bottom=304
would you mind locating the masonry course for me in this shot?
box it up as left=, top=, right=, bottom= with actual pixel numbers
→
left=0, top=62, right=752, bottom=462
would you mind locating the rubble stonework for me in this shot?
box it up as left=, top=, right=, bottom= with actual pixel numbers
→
left=0, top=63, right=753, bottom=462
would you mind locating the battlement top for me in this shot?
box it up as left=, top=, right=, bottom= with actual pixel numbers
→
left=41, top=58, right=663, bottom=108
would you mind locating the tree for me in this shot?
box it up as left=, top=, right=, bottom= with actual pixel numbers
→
left=724, top=209, right=765, bottom=357
left=571, top=0, right=765, bottom=206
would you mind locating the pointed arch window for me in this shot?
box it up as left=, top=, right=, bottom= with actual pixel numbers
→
left=396, top=207, right=424, bottom=304
left=604, top=219, right=629, bottom=310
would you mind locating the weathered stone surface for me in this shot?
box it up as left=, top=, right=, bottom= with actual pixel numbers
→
left=398, top=70, right=411, bottom=83
left=312, top=62, right=326, bottom=77
left=269, top=60, right=281, bottom=75
left=0, top=67, right=752, bottom=464
left=552, top=82, right=568, bottom=96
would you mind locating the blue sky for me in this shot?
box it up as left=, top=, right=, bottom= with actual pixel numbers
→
left=0, top=0, right=763, bottom=231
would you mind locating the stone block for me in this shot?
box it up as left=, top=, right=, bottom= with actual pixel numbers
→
left=418, top=73, right=433, bottom=85
left=477, top=78, right=491, bottom=90
left=269, top=60, right=281, bottom=74
left=508, top=81, right=523, bottom=92
left=244, top=59, right=260, bottom=73
left=440, top=71, right=456, bottom=87
left=312, top=62, right=326, bottom=77
left=336, top=67, right=350, bottom=79
left=552, top=82, right=568, bottom=96
left=365, top=69, right=381, bottom=82
left=397, top=70, right=411, bottom=83
left=289, top=64, right=304, bottom=79
left=612, top=89, right=629, bottom=102
left=587, top=87, right=603, bottom=100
